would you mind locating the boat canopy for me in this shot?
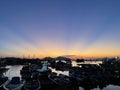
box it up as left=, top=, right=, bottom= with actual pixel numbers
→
left=11, top=77, right=20, bottom=84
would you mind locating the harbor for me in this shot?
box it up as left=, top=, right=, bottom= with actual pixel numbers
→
left=1, top=57, right=120, bottom=90
left=1, top=0, right=120, bottom=90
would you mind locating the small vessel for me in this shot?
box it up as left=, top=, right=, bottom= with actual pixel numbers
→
left=59, top=74, right=72, bottom=86
left=0, top=66, right=9, bottom=88
left=37, top=63, right=51, bottom=78
left=23, top=70, right=41, bottom=90
left=36, top=63, right=49, bottom=72
left=3, top=77, right=24, bottom=90
left=0, top=75, right=8, bottom=88
left=20, top=63, right=32, bottom=80
left=48, top=73, right=71, bottom=86
left=24, top=79, right=41, bottom=90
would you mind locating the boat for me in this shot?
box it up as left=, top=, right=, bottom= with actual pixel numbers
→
left=0, top=66, right=9, bottom=88
left=20, top=63, right=34, bottom=80
left=3, top=77, right=24, bottom=90
left=48, top=73, right=71, bottom=86
left=23, top=70, right=41, bottom=90
left=24, top=79, right=41, bottom=90
left=0, top=67, right=9, bottom=73
left=59, top=74, right=72, bottom=85
left=0, top=75, right=8, bottom=88
left=36, top=63, right=49, bottom=72
left=36, top=63, right=51, bottom=78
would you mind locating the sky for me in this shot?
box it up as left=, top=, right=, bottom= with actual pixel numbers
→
left=0, top=0, right=120, bottom=58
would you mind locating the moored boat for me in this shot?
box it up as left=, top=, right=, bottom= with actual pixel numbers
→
left=0, top=66, right=9, bottom=88
left=0, top=76, right=8, bottom=88
left=3, top=77, right=24, bottom=90
left=24, top=79, right=41, bottom=90
left=48, top=73, right=71, bottom=86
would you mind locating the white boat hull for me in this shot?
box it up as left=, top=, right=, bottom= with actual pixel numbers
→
left=3, top=80, right=24, bottom=90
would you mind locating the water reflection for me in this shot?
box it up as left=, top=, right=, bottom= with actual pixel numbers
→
left=72, top=61, right=102, bottom=67
left=4, top=65, right=23, bottom=79
left=94, top=85, right=120, bottom=90
left=79, top=85, right=120, bottom=90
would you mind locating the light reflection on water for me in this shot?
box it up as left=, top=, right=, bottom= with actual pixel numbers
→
left=72, top=60, right=102, bottom=67
left=79, top=85, right=120, bottom=90
left=4, top=65, right=23, bottom=79
left=93, top=85, right=120, bottom=90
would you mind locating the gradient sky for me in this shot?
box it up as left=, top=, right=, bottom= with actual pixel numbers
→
left=0, top=0, right=120, bottom=58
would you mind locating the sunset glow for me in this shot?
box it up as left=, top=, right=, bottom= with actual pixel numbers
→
left=0, top=0, right=120, bottom=58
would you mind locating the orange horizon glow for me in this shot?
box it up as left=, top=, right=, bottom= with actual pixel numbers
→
left=1, top=38, right=120, bottom=59
left=0, top=1, right=120, bottom=58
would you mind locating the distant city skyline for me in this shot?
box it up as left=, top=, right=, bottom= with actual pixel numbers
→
left=0, top=0, right=120, bottom=58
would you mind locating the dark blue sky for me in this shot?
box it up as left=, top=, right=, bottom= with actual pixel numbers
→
left=0, top=0, right=120, bottom=58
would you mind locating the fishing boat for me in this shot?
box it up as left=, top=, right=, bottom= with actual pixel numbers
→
left=24, top=79, right=41, bottom=90
left=59, top=74, right=71, bottom=84
left=36, top=63, right=51, bottom=78
left=48, top=73, right=71, bottom=86
left=0, top=66, right=9, bottom=88
left=0, top=75, right=8, bottom=88
left=3, top=77, right=24, bottom=90
left=23, top=70, right=41, bottom=90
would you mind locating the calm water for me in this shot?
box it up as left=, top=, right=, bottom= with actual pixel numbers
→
left=79, top=85, right=120, bottom=90
left=72, top=60, right=102, bottom=66
left=4, top=65, right=23, bottom=79
left=4, top=61, right=120, bottom=90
